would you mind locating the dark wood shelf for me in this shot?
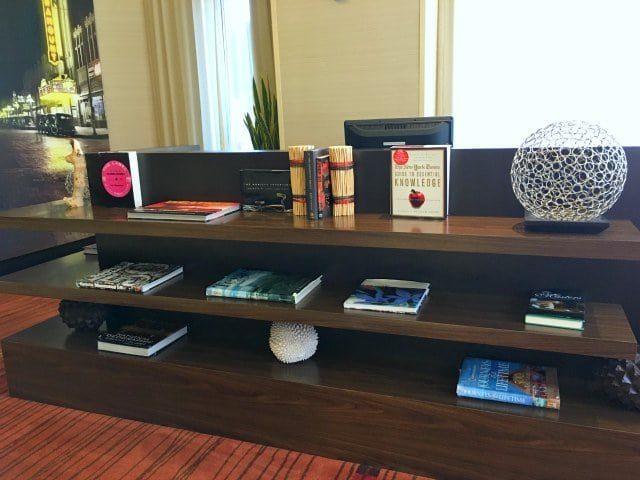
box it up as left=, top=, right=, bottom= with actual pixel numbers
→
left=3, top=317, right=640, bottom=480
left=0, top=201, right=639, bottom=260
left=0, top=252, right=635, bottom=359
left=6, top=317, right=640, bottom=435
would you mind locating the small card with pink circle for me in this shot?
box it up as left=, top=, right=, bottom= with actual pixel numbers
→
left=390, top=145, right=449, bottom=218
left=102, top=160, right=133, bottom=198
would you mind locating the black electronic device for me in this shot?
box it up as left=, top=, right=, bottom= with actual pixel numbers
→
left=344, top=116, right=453, bottom=148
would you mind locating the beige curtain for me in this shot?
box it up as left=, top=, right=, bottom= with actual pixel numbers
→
left=435, top=0, right=454, bottom=116
left=250, top=0, right=276, bottom=87
left=143, top=0, right=203, bottom=147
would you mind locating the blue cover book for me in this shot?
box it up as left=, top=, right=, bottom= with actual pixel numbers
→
left=343, top=279, right=430, bottom=314
left=456, top=357, right=560, bottom=409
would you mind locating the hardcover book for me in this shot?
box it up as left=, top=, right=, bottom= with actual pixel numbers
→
left=127, top=200, right=240, bottom=222
left=98, top=319, right=188, bottom=357
left=240, top=169, right=293, bottom=211
left=82, top=243, right=98, bottom=255
left=205, top=269, right=322, bottom=304
left=390, top=146, right=450, bottom=218
left=525, top=290, right=585, bottom=330
left=76, top=262, right=183, bottom=293
left=343, top=279, right=430, bottom=314
left=456, top=357, right=561, bottom=409
left=304, top=148, right=332, bottom=219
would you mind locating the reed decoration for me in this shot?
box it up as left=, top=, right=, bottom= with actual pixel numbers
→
left=329, top=146, right=355, bottom=216
left=288, top=145, right=314, bottom=216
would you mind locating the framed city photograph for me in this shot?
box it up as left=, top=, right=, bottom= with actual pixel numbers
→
left=0, top=0, right=109, bottom=262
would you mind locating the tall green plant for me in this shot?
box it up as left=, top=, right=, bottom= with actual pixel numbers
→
left=244, top=78, right=280, bottom=150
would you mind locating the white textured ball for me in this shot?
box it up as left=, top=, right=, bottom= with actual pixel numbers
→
left=269, top=322, right=318, bottom=363
left=511, top=121, right=627, bottom=221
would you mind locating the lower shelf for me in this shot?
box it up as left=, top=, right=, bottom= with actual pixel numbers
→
left=3, top=316, right=640, bottom=480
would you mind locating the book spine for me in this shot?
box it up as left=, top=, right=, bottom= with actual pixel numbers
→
left=206, top=287, right=254, bottom=300
left=247, top=292, right=294, bottom=303
left=304, top=152, right=318, bottom=220
left=456, top=384, right=532, bottom=406
left=318, top=156, right=331, bottom=218
left=117, top=284, right=142, bottom=293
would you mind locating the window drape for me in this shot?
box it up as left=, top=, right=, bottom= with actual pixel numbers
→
left=143, top=0, right=203, bottom=148
left=192, top=0, right=255, bottom=150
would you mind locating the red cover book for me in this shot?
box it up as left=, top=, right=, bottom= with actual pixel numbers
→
left=316, top=155, right=331, bottom=218
left=304, top=148, right=332, bottom=219
left=127, top=200, right=240, bottom=222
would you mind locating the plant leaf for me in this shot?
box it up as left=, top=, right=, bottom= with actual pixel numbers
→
left=244, top=77, right=279, bottom=149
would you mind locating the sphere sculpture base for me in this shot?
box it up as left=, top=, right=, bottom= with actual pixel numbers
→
left=524, top=211, right=609, bottom=234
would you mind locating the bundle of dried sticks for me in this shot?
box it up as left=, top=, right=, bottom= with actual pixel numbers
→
left=288, top=145, right=315, bottom=216
left=329, top=146, right=355, bottom=216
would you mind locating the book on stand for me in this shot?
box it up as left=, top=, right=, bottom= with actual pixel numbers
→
left=205, top=269, right=322, bottom=304
left=456, top=357, right=561, bottom=410
left=76, top=262, right=183, bottom=293
left=390, top=145, right=450, bottom=219
left=343, top=279, right=430, bottom=314
left=98, top=319, right=188, bottom=357
left=304, top=148, right=332, bottom=219
left=127, top=200, right=240, bottom=222
left=525, top=290, right=585, bottom=330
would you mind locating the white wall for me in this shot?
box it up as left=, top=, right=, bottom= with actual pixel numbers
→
left=271, top=0, right=424, bottom=146
left=94, top=0, right=159, bottom=150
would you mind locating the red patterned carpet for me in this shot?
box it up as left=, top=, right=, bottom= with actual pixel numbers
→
left=0, top=294, right=434, bottom=480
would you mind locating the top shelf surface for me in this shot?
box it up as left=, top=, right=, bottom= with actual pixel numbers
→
left=0, top=201, right=639, bottom=260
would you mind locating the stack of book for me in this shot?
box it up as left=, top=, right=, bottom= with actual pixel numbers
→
left=82, top=243, right=98, bottom=255
left=343, top=279, right=430, bottom=314
left=127, top=200, right=240, bottom=222
left=76, top=262, right=183, bottom=293
left=456, top=357, right=561, bottom=410
left=206, top=269, right=322, bottom=304
left=98, top=319, right=188, bottom=357
left=525, top=290, right=585, bottom=331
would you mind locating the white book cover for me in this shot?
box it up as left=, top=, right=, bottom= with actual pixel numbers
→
left=390, top=146, right=450, bottom=218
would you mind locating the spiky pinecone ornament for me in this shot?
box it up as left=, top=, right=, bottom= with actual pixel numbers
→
left=269, top=322, right=318, bottom=363
left=597, top=355, right=640, bottom=410
left=59, top=300, right=111, bottom=332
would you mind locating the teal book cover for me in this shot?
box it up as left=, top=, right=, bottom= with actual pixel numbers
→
left=456, top=357, right=560, bottom=409
left=205, top=269, right=322, bottom=304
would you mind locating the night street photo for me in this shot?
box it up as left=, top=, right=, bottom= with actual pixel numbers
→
left=0, top=0, right=109, bottom=260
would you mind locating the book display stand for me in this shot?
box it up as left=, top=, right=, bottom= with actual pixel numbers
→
left=0, top=148, right=639, bottom=479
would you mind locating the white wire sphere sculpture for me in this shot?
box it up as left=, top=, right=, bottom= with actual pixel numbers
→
left=511, top=121, right=627, bottom=221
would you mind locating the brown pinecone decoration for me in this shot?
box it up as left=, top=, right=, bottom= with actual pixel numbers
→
left=59, top=300, right=111, bottom=332
left=597, top=355, right=640, bottom=410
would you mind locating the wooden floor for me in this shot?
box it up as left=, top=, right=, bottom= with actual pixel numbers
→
left=0, top=294, right=433, bottom=480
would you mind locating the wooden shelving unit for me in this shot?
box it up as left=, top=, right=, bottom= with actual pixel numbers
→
left=1, top=200, right=639, bottom=259
left=1, top=147, right=639, bottom=480
left=0, top=252, right=635, bottom=359
left=4, top=315, right=640, bottom=480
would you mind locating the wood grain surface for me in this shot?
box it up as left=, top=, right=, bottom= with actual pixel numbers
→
left=1, top=201, right=639, bottom=260
left=0, top=252, right=635, bottom=359
left=4, top=317, right=640, bottom=480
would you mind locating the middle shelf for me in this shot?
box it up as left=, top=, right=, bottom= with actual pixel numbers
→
left=0, top=252, right=636, bottom=359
